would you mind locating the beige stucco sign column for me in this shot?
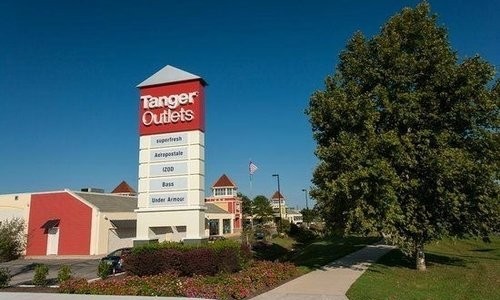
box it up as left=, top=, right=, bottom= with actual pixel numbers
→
left=135, top=65, right=207, bottom=245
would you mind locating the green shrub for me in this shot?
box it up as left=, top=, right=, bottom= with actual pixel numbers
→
left=57, top=265, right=72, bottom=283
left=97, top=261, right=112, bottom=279
left=289, top=223, right=317, bottom=243
left=0, top=267, right=11, bottom=288
left=33, top=264, right=49, bottom=286
left=181, top=248, right=217, bottom=276
left=0, top=218, right=26, bottom=262
left=124, top=240, right=251, bottom=277
left=278, top=219, right=291, bottom=234
left=123, top=248, right=183, bottom=276
left=132, top=241, right=196, bottom=254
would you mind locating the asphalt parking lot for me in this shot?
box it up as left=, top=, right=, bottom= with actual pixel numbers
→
left=0, top=258, right=101, bottom=285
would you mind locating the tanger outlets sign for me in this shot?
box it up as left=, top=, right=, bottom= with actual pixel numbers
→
left=139, top=80, right=205, bottom=136
left=141, top=92, right=198, bottom=126
left=136, top=65, right=207, bottom=243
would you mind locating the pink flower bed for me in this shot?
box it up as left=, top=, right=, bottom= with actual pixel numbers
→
left=60, top=261, right=300, bottom=299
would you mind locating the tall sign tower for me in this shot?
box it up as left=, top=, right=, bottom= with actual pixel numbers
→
left=135, top=65, right=207, bottom=244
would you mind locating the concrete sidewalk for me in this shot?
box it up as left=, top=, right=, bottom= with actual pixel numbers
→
left=251, top=243, right=395, bottom=300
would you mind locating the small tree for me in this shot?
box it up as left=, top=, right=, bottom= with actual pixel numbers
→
left=57, top=265, right=72, bottom=283
left=0, top=267, right=11, bottom=288
left=300, top=208, right=316, bottom=224
left=239, top=193, right=253, bottom=217
left=98, top=261, right=112, bottom=279
left=0, top=218, right=26, bottom=262
left=33, top=264, right=49, bottom=286
left=252, top=195, right=274, bottom=223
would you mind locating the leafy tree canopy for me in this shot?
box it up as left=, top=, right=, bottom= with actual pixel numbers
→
left=306, top=2, right=499, bottom=270
left=238, top=192, right=253, bottom=216
left=252, top=195, right=274, bottom=222
left=300, top=208, right=317, bottom=224
left=0, top=218, right=26, bottom=262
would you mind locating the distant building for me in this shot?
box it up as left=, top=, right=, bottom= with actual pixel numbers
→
left=111, top=180, right=137, bottom=196
left=286, top=208, right=303, bottom=225
left=205, top=174, right=243, bottom=233
left=0, top=182, right=137, bottom=256
left=270, top=191, right=303, bottom=225
left=0, top=177, right=246, bottom=257
left=271, top=191, right=287, bottom=219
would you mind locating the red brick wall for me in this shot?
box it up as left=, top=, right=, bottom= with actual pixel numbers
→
left=26, top=192, right=92, bottom=255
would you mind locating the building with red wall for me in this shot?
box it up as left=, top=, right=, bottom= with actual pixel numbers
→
left=25, top=189, right=137, bottom=256
left=2, top=177, right=246, bottom=256
left=27, top=192, right=92, bottom=255
left=205, top=174, right=243, bottom=233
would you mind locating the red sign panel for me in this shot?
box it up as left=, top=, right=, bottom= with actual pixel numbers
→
left=139, top=80, right=205, bottom=135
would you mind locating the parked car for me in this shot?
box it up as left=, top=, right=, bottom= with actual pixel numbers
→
left=100, top=247, right=132, bottom=273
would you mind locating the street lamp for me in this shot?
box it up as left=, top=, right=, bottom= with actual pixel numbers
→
left=301, top=188, right=309, bottom=210
left=272, top=174, right=282, bottom=233
left=302, top=188, right=309, bottom=227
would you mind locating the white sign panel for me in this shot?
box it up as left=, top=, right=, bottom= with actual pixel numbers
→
left=149, top=192, right=187, bottom=206
left=150, top=147, right=188, bottom=162
left=149, top=177, right=188, bottom=192
left=149, top=162, right=188, bottom=177
left=150, top=132, right=188, bottom=148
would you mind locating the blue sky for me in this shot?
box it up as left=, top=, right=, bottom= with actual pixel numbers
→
left=1, top=1, right=498, bottom=209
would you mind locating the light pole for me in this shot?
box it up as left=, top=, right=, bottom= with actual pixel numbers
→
left=302, top=188, right=309, bottom=210
left=302, top=188, right=309, bottom=227
left=272, top=174, right=282, bottom=233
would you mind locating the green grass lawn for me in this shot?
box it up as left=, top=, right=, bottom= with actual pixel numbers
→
left=291, top=235, right=380, bottom=271
left=252, top=234, right=380, bottom=272
left=347, top=236, right=500, bottom=300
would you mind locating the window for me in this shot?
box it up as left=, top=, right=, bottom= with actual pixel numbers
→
left=209, top=219, right=219, bottom=235
left=223, top=219, right=231, bottom=234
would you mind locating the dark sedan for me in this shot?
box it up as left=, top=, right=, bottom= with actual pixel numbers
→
left=100, top=247, right=132, bottom=273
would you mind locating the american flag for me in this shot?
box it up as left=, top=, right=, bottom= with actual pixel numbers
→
left=249, top=161, right=258, bottom=175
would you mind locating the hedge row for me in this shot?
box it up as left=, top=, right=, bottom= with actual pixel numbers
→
left=122, top=240, right=252, bottom=277
left=59, top=260, right=300, bottom=299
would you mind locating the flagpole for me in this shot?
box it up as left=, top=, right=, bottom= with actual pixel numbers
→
left=248, top=160, right=258, bottom=199
left=249, top=160, right=253, bottom=199
left=249, top=174, right=253, bottom=197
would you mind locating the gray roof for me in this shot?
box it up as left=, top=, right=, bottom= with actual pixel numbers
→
left=205, top=203, right=230, bottom=214
left=137, top=65, right=206, bottom=87
left=74, top=192, right=137, bottom=212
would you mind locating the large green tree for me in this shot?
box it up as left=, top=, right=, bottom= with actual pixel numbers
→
left=306, top=2, right=499, bottom=271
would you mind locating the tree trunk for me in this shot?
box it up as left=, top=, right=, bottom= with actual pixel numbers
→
left=415, top=248, right=426, bottom=271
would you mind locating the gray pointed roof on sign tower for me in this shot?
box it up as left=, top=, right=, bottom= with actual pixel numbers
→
left=137, top=65, right=207, bottom=87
